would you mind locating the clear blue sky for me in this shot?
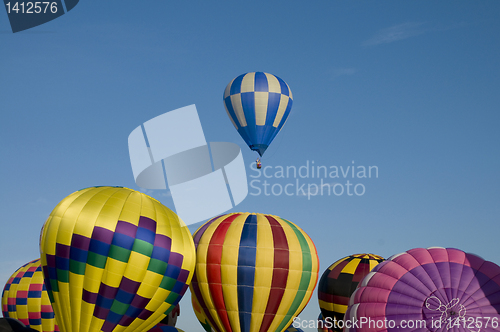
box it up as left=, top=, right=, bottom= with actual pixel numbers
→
left=1, top=1, right=499, bottom=331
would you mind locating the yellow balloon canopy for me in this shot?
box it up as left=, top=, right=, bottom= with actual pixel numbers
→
left=39, top=186, right=196, bottom=332
left=190, top=212, right=319, bottom=332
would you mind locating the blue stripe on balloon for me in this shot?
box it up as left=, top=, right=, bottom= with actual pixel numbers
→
left=70, top=247, right=88, bottom=263
left=277, top=77, right=290, bottom=97
left=256, top=126, right=277, bottom=149
left=28, top=290, right=42, bottom=298
left=89, top=239, right=111, bottom=256
left=254, top=72, right=268, bottom=92
left=111, top=233, right=135, bottom=250
left=115, top=288, right=135, bottom=305
left=96, top=294, right=114, bottom=309
left=16, top=298, right=28, bottom=305
left=105, top=311, right=122, bottom=324
left=41, top=312, right=55, bottom=319
left=135, top=227, right=155, bottom=245
left=29, top=318, right=42, bottom=326
left=237, top=127, right=253, bottom=147
left=230, top=74, right=245, bottom=95
left=237, top=214, right=257, bottom=332
left=265, top=92, right=281, bottom=126
left=55, top=256, right=69, bottom=272
left=240, top=92, right=256, bottom=128
left=224, top=96, right=241, bottom=130
left=165, top=263, right=181, bottom=280
left=151, top=246, right=170, bottom=262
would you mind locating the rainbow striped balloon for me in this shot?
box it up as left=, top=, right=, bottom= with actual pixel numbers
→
left=190, top=212, right=319, bottom=332
left=2, top=259, right=59, bottom=332
left=39, top=186, right=196, bottom=332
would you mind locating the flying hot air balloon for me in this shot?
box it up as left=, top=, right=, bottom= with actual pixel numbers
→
left=223, top=72, right=293, bottom=168
left=344, top=247, right=500, bottom=332
left=39, top=186, right=196, bottom=332
left=318, top=254, right=384, bottom=331
left=2, top=259, right=59, bottom=332
left=190, top=212, right=319, bottom=332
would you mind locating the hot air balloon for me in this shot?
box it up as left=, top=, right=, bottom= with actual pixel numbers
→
left=2, top=259, right=59, bottom=332
left=223, top=72, right=293, bottom=167
left=345, top=247, right=500, bottom=332
left=190, top=212, right=319, bottom=332
left=192, top=293, right=213, bottom=332
left=39, top=186, right=196, bottom=332
left=318, top=253, right=384, bottom=331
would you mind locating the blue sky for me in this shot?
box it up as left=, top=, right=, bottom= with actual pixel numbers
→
left=1, top=1, right=499, bottom=331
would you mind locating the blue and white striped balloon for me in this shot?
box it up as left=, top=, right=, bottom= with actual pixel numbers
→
left=223, top=72, right=293, bottom=156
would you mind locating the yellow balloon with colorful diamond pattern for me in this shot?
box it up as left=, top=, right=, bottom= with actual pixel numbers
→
left=39, top=186, right=196, bottom=332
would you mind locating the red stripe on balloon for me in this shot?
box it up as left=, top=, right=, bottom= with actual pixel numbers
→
left=207, top=214, right=240, bottom=332
left=259, top=216, right=289, bottom=332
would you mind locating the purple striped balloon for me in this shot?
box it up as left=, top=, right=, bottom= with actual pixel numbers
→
left=345, top=247, right=500, bottom=332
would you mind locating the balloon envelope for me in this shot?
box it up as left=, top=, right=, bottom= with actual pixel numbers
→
left=190, top=212, right=319, bottom=332
left=223, top=72, right=293, bottom=156
left=345, top=247, right=500, bottom=332
left=39, top=186, right=196, bottom=332
left=2, top=259, right=59, bottom=332
left=318, top=253, right=384, bottom=329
